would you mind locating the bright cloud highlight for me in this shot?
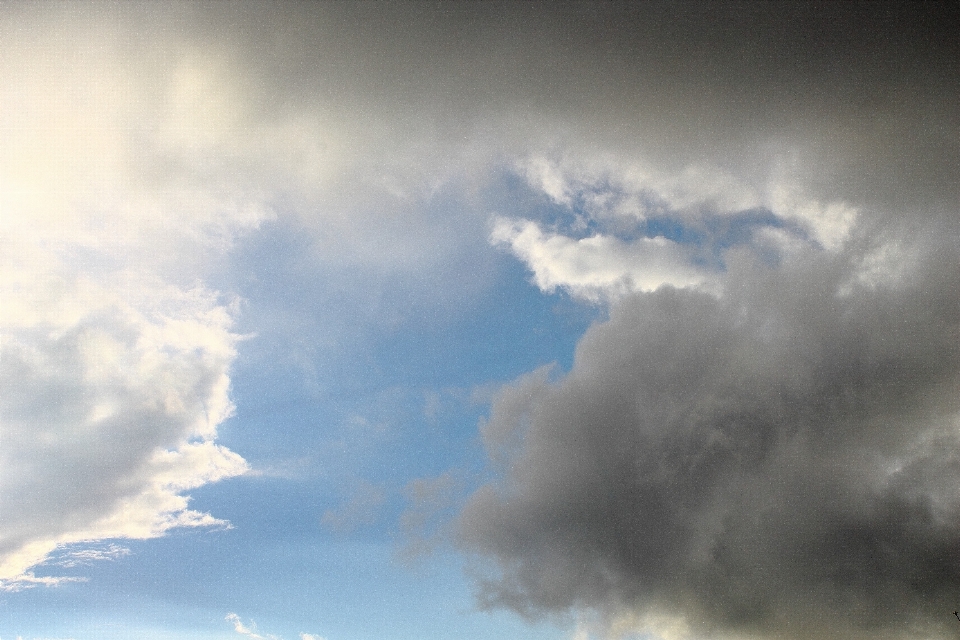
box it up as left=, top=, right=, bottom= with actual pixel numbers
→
left=0, top=10, right=263, bottom=589
left=491, top=218, right=708, bottom=301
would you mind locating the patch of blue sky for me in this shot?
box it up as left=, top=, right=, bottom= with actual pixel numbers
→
left=212, top=181, right=600, bottom=468
left=0, top=568, right=241, bottom=640
left=704, top=208, right=811, bottom=268
left=54, top=181, right=595, bottom=639
left=0, top=525, right=566, bottom=640
left=643, top=214, right=705, bottom=246
left=482, top=168, right=592, bottom=237
left=202, top=213, right=601, bottom=573
left=368, top=254, right=598, bottom=386
left=699, top=207, right=794, bottom=248
left=615, top=205, right=799, bottom=263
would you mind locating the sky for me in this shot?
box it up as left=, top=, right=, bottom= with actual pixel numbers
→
left=1, top=2, right=959, bottom=639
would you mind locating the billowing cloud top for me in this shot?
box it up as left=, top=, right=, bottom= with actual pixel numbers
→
left=460, top=231, right=960, bottom=639
left=0, top=6, right=265, bottom=588
left=2, top=3, right=958, bottom=639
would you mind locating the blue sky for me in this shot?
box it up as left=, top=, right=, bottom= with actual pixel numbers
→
left=2, top=3, right=959, bottom=640
left=1, top=154, right=597, bottom=640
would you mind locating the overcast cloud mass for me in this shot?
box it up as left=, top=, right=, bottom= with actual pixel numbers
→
left=1, top=2, right=958, bottom=639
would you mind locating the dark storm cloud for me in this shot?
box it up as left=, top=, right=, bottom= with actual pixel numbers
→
left=458, top=228, right=960, bottom=638
left=439, top=6, right=960, bottom=637
left=19, top=1, right=950, bottom=225
left=129, top=2, right=957, bottom=207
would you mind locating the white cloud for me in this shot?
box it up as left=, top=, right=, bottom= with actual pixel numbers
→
left=50, top=543, right=130, bottom=569
left=491, top=217, right=709, bottom=301
left=0, top=271, right=249, bottom=589
left=518, top=154, right=858, bottom=251
left=518, top=154, right=764, bottom=220
left=766, top=183, right=858, bottom=250
left=225, top=613, right=279, bottom=640
left=0, top=14, right=266, bottom=589
left=503, top=153, right=867, bottom=301
left=222, top=614, right=326, bottom=640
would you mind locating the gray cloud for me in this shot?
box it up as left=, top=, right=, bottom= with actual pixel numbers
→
left=321, top=480, right=387, bottom=535
left=425, top=5, right=960, bottom=637
left=458, top=222, right=960, bottom=638
left=399, top=471, right=465, bottom=562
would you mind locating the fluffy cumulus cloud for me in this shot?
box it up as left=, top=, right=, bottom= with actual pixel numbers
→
left=0, top=8, right=268, bottom=588
left=494, top=154, right=862, bottom=303
left=461, top=223, right=960, bottom=639
left=0, top=275, right=247, bottom=585
left=491, top=217, right=709, bottom=302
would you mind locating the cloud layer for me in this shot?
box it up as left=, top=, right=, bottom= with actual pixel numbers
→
left=3, top=4, right=957, bottom=638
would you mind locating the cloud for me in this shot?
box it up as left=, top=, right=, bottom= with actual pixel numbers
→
left=459, top=222, right=960, bottom=639
left=0, top=9, right=265, bottom=587
left=225, top=613, right=278, bottom=640
left=49, top=543, right=130, bottom=569
left=491, top=217, right=710, bottom=302
left=3, top=4, right=957, bottom=635
left=517, top=154, right=858, bottom=251
left=226, top=614, right=324, bottom=640
left=398, top=472, right=464, bottom=561
left=321, top=481, right=387, bottom=535
left=517, top=155, right=765, bottom=220
left=0, top=271, right=249, bottom=588
left=496, top=152, right=866, bottom=302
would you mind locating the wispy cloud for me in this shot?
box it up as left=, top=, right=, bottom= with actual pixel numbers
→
left=225, top=613, right=325, bottom=640
left=225, top=613, right=279, bottom=640
left=321, top=481, right=387, bottom=535
left=48, top=544, right=130, bottom=569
